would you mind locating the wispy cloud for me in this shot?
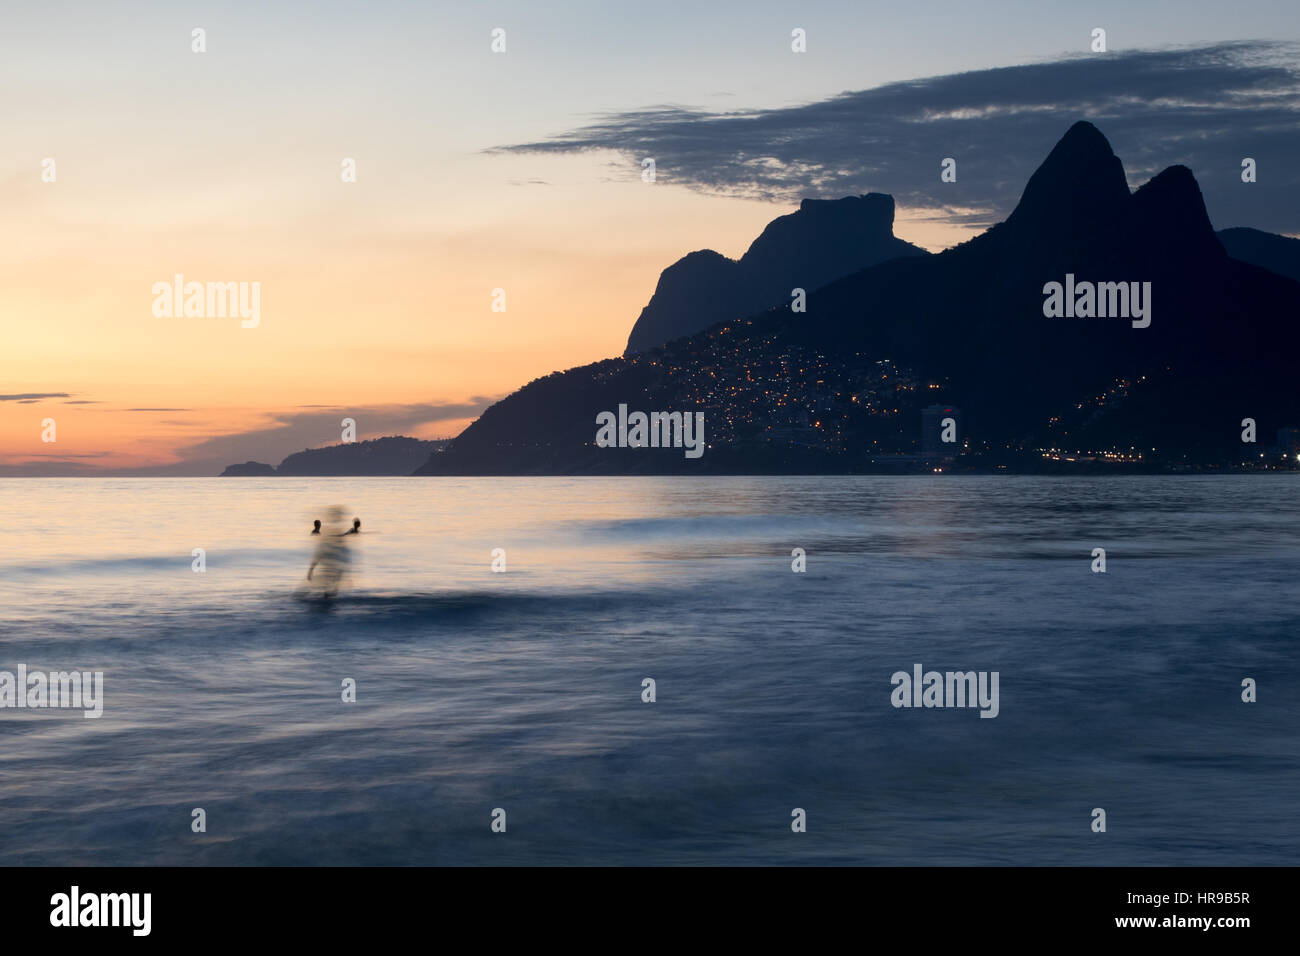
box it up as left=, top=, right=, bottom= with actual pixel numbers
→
left=14, top=453, right=109, bottom=459
left=0, top=392, right=70, bottom=402
left=0, top=399, right=499, bottom=477
left=494, top=42, right=1300, bottom=233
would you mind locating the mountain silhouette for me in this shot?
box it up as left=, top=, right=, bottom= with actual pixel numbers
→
left=624, top=193, right=927, bottom=354
left=417, top=122, right=1300, bottom=475
left=219, top=461, right=276, bottom=477
left=1217, top=227, right=1300, bottom=284
left=221, top=436, right=448, bottom=476
left=1003, top=119, right=1131, bottom=241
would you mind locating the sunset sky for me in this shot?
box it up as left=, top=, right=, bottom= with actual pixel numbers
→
left=3, top=0, right=1298, bottom=474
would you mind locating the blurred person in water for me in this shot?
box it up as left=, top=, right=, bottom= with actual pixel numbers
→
left=306, top=507, right=354, bottom=598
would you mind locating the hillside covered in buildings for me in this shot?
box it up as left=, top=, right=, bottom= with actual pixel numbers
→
left=417, top=123, right=1300, bottom=476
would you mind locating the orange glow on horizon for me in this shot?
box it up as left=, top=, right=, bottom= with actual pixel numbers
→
left=1, top=144, right=972, bottom=474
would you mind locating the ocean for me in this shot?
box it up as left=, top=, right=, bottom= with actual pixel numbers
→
left=0, top=475, right=1296, bottom=865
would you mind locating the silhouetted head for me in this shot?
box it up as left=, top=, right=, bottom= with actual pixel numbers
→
left=352, top=518, right=361, bottom=532
left=312, top=519, right=321, bottom=534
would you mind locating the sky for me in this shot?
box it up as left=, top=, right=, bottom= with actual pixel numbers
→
left=2, top=0, right=1298, bottom=475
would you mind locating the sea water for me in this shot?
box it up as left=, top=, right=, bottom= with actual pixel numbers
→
left=0, top=475, right=1295, bottom=865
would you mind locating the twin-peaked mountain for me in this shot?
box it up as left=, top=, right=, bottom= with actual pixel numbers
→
left=417, top=122, right=1300, bottom=475
left=625, top=194, right=927, bottom=354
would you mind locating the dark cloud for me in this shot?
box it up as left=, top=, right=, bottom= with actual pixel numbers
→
left=493, top=41, right=1300, bottom=234
left=125, top=407, right=189, bottom=412
left=0, top=454, right=110, bottom=477
left=147, top=398, right=498, bottom=476
left=0, top=392, right=70, bottom=401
